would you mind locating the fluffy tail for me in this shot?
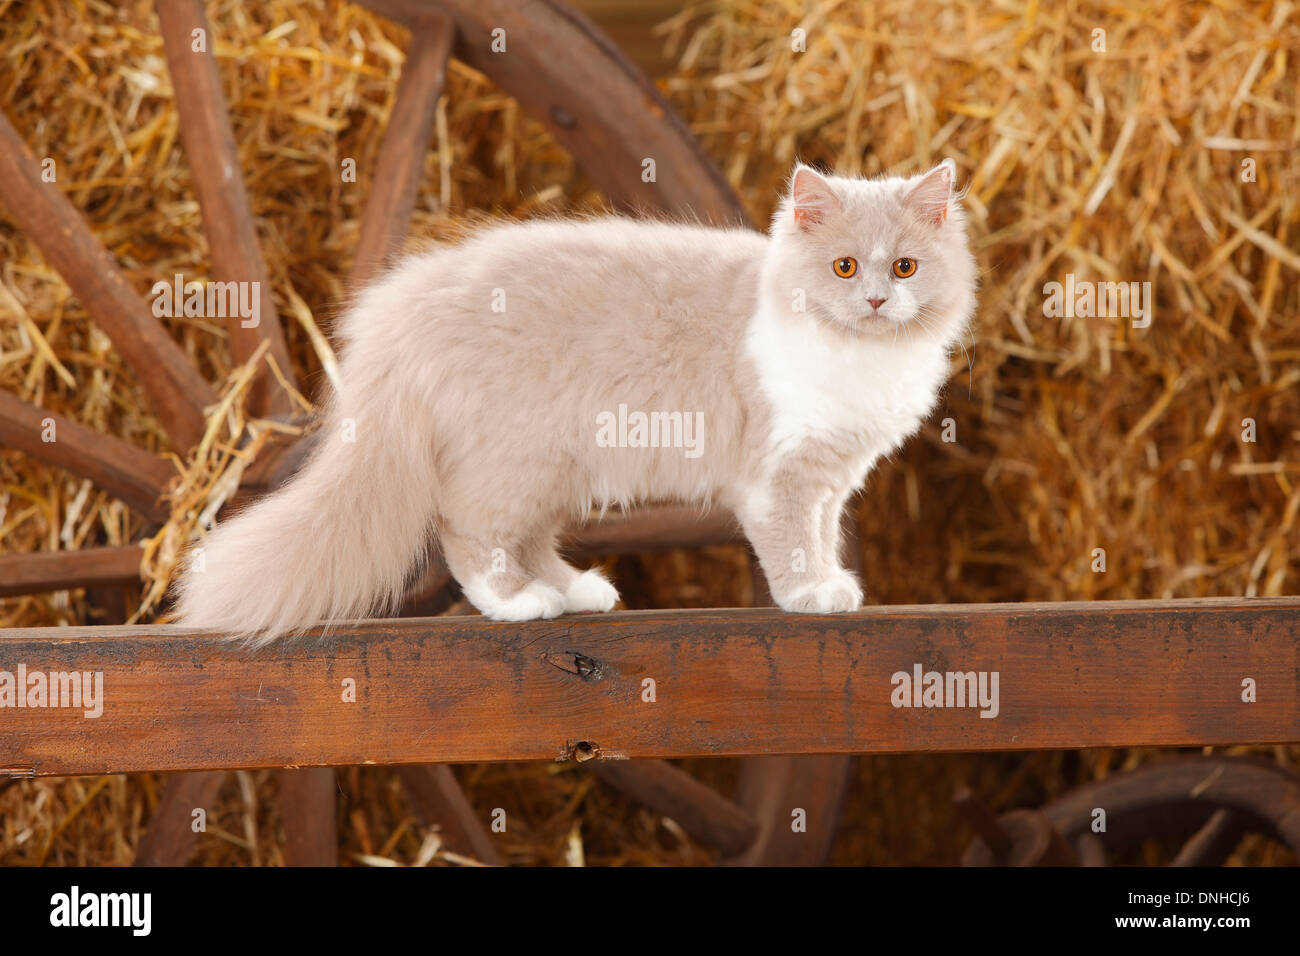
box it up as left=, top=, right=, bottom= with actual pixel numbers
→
left=173, top=376, right=440, bottom=643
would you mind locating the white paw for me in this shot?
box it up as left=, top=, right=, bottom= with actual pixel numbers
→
left=563, top=569, right=619, bottom=613
left=465, top=578, right=565, bottom=621
left=780, top=572, right=864, bottom=614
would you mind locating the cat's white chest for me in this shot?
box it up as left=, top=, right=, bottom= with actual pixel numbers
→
left=744, top=305, right=947, bottom=462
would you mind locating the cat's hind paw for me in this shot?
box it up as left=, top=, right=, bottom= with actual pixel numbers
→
left=780, top=572, right=864, bottom=614
left=563, top=569, right=619, bottom=613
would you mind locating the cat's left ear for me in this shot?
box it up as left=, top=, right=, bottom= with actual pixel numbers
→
left=905, top=159, right=956, bottom=226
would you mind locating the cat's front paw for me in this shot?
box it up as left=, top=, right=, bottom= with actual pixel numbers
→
left=563, top=569, right=619, bottom=613
left=779, top=572, right=864, bottom=614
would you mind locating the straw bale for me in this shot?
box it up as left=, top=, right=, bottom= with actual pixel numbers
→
left=1, top=0, right=1296, bottom=865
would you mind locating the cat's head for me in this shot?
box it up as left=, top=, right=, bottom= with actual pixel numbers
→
left=763, top=161, right=976, bottom=342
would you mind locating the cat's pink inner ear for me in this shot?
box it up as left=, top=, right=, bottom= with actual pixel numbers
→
left=791, top=166, right=838, bottom=229
left=906, top=161, right=955, bottom=226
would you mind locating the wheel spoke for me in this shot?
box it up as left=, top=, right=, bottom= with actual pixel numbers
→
left=277, top=767, right=339, bottom=866
left=566, top=504, right=739, bottom=556
left=953, top=785, right=1014, bottom=860
left=590, top=758, right=758, bottom=857
left=360, top=0, right=749, bottom=225
left=723, top=755, right=855, bottom=866
left=396, top=764, right=502, bottom=864
left=349, top=15, right=454, bottom=289
left=1170, top=808, right=1248, bottom=867
left=0, top=391, right=173, bottom=522
left=0, top=546, right=143, bottom=598
left=134, top=770, right=227, bottom=866
left=155, top=0, right=296, bottom=418
left=0, top=112, right=215, bottom=449
left=1076, top=833, right=1108, bottom=866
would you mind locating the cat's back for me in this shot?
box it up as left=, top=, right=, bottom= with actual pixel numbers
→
left=454, top=216, right=766, bottom=303
left=347, top=216, right=767, bottom=369
left=463, top=215, right=763, bottom=263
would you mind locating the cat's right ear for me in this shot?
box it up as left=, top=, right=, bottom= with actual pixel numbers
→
left=790, top=164, right=840, bottom=230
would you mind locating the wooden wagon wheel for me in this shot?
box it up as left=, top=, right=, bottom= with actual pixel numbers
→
left=1, top=0, right=857, bottom=866
left=957, top=755, right=1300, bottom=866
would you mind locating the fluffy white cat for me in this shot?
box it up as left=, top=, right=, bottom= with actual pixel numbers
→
left=175, top=162, right=977, bottom=640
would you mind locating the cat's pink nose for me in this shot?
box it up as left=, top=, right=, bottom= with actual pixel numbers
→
left=868, top=297, right=887, bottom=311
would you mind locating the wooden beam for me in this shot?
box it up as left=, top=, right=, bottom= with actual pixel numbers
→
left=1, top=598, right=1296, bottom=778
left=348, top=16, right=454, bottom=289
left=133, top=770, right=226, bottom=866
left=277, top=767, right=338, bottom=866
left=0, top=111, right=215, bottom=449
left=0, top=547, right=143, bottom=598
left=155, top=0, right=295, bottom=418
left=591, top=758, right=758, bottom=856
left=359, top=0, right=749, bottom=226
left=396, top=764, right=502, bottom=864
left=0, top=391, right=173, bottom=523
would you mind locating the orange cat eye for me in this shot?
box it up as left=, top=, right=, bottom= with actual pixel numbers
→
left=833, top=256, right=858, bottom=278
left=892, top=257, right=917, bottom=278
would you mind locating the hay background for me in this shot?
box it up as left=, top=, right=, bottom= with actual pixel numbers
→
left=1, top=0, right=1297, bottom=865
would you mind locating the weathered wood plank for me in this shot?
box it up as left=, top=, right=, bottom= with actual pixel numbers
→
left=0, top=547, right=144, bottom=598
left=155, top=0, right=296, bottom=418
left=348, top=15, right=454, bottom=289
left=0, top=391, right=173, bottom=522
left=0, top=112, right=215, bottom=449
left=1, top=598, right=1295, bottom=777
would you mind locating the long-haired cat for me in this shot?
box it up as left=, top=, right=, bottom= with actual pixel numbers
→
left=174, top=162, right=976, bottom=640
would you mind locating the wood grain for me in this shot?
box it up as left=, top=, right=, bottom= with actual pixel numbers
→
left=1, top=598, right=1295, bottom=777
